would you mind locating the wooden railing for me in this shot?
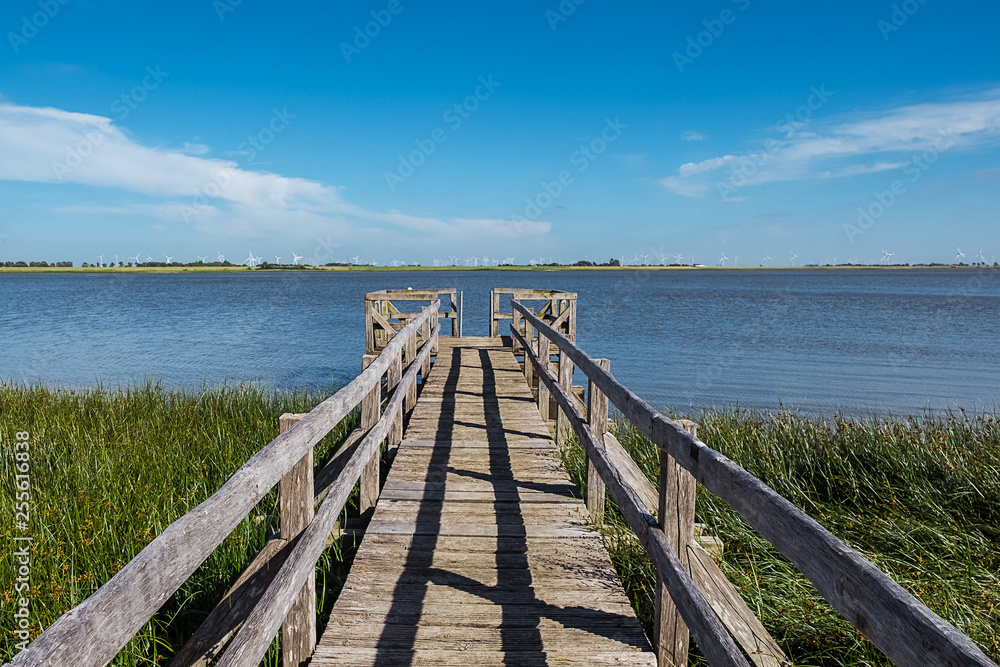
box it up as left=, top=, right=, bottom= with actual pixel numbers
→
left=9, top=302, right=441, bottom=667
left=489, top=288, right=575, bottom=340
left=366, top=288, right=459, bottom=353
left=511, top=300, right=996, bottom=667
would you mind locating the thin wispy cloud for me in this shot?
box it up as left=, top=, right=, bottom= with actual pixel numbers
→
left=680, top=130, right=707, bottom=141
left=660, top=89, right=1000, bottom=197
left=0, top=102, right=549, bottom=247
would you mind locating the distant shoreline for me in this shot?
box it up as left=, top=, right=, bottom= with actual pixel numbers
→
left=1, top=264, right=995, bottom=274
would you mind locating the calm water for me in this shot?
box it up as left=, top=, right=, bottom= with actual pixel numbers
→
left=1, top=269, right=998, bottom=416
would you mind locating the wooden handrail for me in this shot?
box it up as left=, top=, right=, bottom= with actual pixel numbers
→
left=512, top=300, right=996, bottom=667
left=510, top=324, right=749, bottom=667
left=10, top=301, right=440, bottom=667
left=216, top=322, right=439, bottom=666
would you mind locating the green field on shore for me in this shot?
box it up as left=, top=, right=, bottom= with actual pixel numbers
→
left=1, top=264, right=994, bottom=274
left=2, top=384, right=998, bottom=664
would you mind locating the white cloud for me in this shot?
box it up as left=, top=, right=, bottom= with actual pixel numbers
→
left=681, top=130, right=707, bottom=141
left=660, top=89, right=1000, bottom=197
left=0, top=101, right=549, bottom=250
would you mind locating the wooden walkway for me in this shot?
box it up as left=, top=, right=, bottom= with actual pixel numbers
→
left=312, top=337, right=655, bottom=665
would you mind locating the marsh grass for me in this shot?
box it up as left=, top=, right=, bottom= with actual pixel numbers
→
left=0, top=382, right=360, bottom=665
left=557, top=410, right=1000, bottom=666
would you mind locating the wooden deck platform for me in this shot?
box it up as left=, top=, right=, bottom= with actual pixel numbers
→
left=312, top=337, right=655, bottom=666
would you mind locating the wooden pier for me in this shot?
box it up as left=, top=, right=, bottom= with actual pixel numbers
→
left=9, top=288, right=996, bottom=667
left=313, top=336, right=652, bottom=665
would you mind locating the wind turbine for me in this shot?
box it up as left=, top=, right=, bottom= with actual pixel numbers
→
left=789, top=251, right=798, bottom=267
left=352, top=255, right=361, bottom=265
left=719, top=251, right=729, bottom=267
left=641, top=253, right=650, bottom=265
left=164, top=255, right=173, bottom=264
left=975, top=249, right=986, bottom=264
left=762, top=252, right=771, bottom=267
left=197, top=255, right=208, bottom=263
left=955, top=247, right=966, bottom=263
left=733, top=255, right=739, bottom=266
left=674, top=252, right=684, bottom=264
left=216, top=252, right=225, bottom=262
left=292, top=253, right=302, bottom=265
left=244, top=250, right=256, bottom=267
left=254, top=254, right=263, bottom=266
left=96, top=254, right=104, bottom=266
left=146, top=254, right=153, bottom=263
left=129, top=252, right=142, bottom=265
left=880, top=249, right=894, bottom=265
left=274, top=255, right=282, bottom=264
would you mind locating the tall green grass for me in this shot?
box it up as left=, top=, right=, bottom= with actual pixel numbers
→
left=0, top=382, right=359, bottom=665
left=558, top=410, right=1000, bottom=666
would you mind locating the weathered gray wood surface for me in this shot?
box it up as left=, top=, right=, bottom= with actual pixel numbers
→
left=514, top=302, right=996, bottom=667
left=8, top=304, right=438, bottom=667
left=602, top=433, right=789, bottom=667
left=514, top=323, right=749, bottom=667
left=279, top=413, right=316, bottom=667
left=312, top=337, right=655, bottom=666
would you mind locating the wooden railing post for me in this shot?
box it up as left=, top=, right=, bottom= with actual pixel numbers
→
left=388, top=351, right=403, bottom=450
left=278, top=413, right=315, bottom=667
left=405, top=332, right=418, bottom=413
left=523, top=307, right=535, bottom=388
left=556, top=349, right=574, bottom=445
left=655, top=419, right=699, bottom=667
left=536, top=332, right=550, bottom=421
left=420, top=317, right=431, bottom=379
left=432, top=310, right=440, bottom=354
left=512, top=306, right=522, bottom=356
left=360, top=355, right=381, bottom=523
left=586, top=359, right=610, bottom=525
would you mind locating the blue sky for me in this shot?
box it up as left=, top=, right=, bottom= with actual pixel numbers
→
left=1, top=0, right=998, bottom=266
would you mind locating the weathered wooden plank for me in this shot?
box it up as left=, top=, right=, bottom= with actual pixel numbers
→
left=360, top=354, right=381, bottom=521
left=687, top=544, right=791, bottom=667
left=167, top=538, right=292, bottom=667
left=311, top=647, right=655, bottom=666
left=587, top=358, right=611, bottom=527
left=656, top=430, right=697, bottom=667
